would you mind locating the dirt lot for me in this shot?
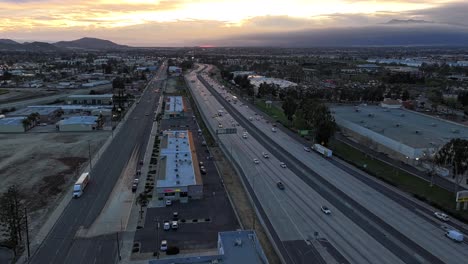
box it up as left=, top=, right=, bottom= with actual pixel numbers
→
left=0, top=131, right=110, bottom=238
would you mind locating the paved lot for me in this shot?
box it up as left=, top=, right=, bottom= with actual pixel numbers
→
left=134, top=96, right=239, bottom=254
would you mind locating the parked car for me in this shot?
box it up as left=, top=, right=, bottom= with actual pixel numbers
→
left=171, top=221, right=178, bottom=230
left=163, top=221, right=170, bottom=230
left=277, top=181, right=285, bottom=190
left=160, top=240, right=168, bottom=251
left=321, top=206, right=331, bottom=214
left=280, top=162, right=287, bottom=168
left=166, top=199, right=172, bottom=206
left=434, top=212, right=449, bottom=221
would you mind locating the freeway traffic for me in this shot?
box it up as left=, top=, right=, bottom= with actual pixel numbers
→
left=186, top=64, right=468, bottom=264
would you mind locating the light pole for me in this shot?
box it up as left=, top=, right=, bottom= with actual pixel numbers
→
left=88, top=140, right=92, bottom=171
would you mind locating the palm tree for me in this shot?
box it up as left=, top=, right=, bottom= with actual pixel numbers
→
left=135, top=193, right=149, bottom=219
left=21, top=118, right=31, bottom=131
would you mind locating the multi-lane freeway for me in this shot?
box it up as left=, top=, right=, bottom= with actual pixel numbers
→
left=30, top=62, right=167, bottom=264
left=186, top=64, right=468, bottom=264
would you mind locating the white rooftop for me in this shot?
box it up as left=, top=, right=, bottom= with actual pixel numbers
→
left=165, top=96, right=184, bottom=113
left=158, top=130, right=196, bottom=188
left=59, top=116, right=98, bottom=125
left=0, top=117, right=26, bottom=126
left=67, top=94, right=113, bottom=98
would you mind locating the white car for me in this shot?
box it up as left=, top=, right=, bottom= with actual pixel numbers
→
left=171, top=220, right=178, bottom=229
left=218, top=124, right=223, bottom=128
left=271, top=127, right=277, bottom=132
left=262, top=152, right=269, bottom=158
left=280, top=162, right=287, bottom=168
left=160, top=240, right=168, bottom=251
left=253, top=158, right=259, bottom=164
left=321, top=206, right=331, bottom=215
left=304, top=146, right=311, bottom=152
left=242, top=133, right=248, bottom=139
left=163, top=221, right=170, bottom=230
left=434, top=212, right=449, bottom=221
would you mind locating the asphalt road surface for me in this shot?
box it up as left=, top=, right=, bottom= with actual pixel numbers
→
left=30, top=62, right=167, bottom=264
left=185, top=64, right=468, bottom=264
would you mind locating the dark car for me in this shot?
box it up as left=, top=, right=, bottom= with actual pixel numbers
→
left=277, top=181, right=285, bottom=190
left=173, top=211, right=179, bottom=220
left=132, top=183, right=138, bottom=193
left=200, top=168, right=207, bottom=175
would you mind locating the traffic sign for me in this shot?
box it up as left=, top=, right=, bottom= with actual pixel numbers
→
left=456, top=190, right=468, bottom=202
left=216, top=128, right=237, bottom=135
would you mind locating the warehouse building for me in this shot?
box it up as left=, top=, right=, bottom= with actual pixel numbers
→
left=56, top=116, right=98, bottom=132
left=66, top=94, right=113, bottom=105
left=156, top=130, right=203, bottom=203
left=332, top=105, right=468, bottom=163
left=8, top=107, right=61, bottom=123
left=0, top=117, right=26, bottom=133
left=163, top=96, right=186, bottom=119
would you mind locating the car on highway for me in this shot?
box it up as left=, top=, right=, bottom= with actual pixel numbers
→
left=163, top=221, right=170, bottom=230
left=171, top=220, right=179, bottom=230
left=304, top=146, right=311, bottom=152
left=173, top=212, right=179, bottom=220
left=262, top=152, right=269, bottom=158
left=271, top=127, right=277, bottom=132
left=321, top=206, right=331, bottom=215
left=160, top=240, right=168, bottom=251
left=434, top=212, right=449, bottom=221
left=280, top=162, right=287, bottom=168
left=166, top=199, right=172, bottom=206
left=253, top=158, right=259, bottom=164
left=218, top=123, right=223, bottom=128
left=249, top=116, right=253, bottom=121
left=200, top=168, right=207, bottom=174
left=132, top=183, right=138, bottom=193
left=242, top=133, right=248, bottom=139
left=145, top=113, right=149, bottom=116
left=277, top=181, right=285, bottom=190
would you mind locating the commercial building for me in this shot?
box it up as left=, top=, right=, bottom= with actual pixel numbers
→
left=8, top=107, right=61, bottom=123
left=0, top=117, right=26, bottom=133
left=56, top=116, right=98, bottom=132
left=163, top=96, right=186, bottom=119
left=332, top=105, right=468, bottom=162
left=66, top=94, right=113, bottom=105
left=156, top=130, right=203, bottom=203
left=148, top=230, right=268, bottom=264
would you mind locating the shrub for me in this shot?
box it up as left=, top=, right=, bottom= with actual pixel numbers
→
left=166, top=246, right=180, bottom=255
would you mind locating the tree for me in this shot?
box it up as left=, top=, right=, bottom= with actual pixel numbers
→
left=299, top=99, right=336, bottom=145
left=0, top=185, right=25, bottom=255
left=21, top=118, right=31, bottom=131
left=112, top=77, right=126, bottom=109
left=401, top=89, right=410, bottom=101
left=135, top=193, right=149, bottom=219
left=282, top=96, right=297, bottom=124
left=434, top=139, right=468, bottom=193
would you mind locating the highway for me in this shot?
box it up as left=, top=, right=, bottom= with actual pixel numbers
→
left=29, top=62, right=167, bottom=264
left=186, top=64, right=468, bottom=264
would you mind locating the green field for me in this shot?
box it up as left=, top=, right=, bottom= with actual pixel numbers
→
left=255, top=100, right=289, bottom=125
left=329, top=139, right=468, bottom=222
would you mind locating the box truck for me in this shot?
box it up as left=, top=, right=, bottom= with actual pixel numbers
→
left=313, top=144, right=333, bottom=158
left=73, top=172, right=90, bottom=198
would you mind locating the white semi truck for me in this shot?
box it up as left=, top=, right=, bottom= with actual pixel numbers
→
left=73, top=172, right=90, bottom=198
left=312, top=144, right=333, bottom=158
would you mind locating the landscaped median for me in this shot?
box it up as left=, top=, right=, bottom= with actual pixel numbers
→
left=329, top=139, right=468, bottom=222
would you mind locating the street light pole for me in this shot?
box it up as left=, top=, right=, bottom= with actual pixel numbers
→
left=88, top=140, right=92, bottom=172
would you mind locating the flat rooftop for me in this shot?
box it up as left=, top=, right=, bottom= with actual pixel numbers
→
left=0, top=117, right=25, bottom=125
left=59, top=116, right=98, bottom=125
left=332, top=105, right=468, bottom=149
left=165, top=96, right=184, bottom=113
left=9, top=107, right=60, bottom=116
left=157, top=130, right=198, bottom=188
left=218, top=230, right=268, bottom=264
left=67, top=94, right=113, bottom=98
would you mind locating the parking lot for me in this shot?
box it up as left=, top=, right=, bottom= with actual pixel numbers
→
left=134, top=96, right=240, bottom=254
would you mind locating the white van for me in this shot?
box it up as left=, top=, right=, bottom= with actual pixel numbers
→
left=446, top=230, right=464, bottom=242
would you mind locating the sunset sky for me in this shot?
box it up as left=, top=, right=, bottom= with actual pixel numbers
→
left=1, top=0, right=467, bottom=46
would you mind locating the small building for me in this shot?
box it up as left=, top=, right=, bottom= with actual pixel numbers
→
left=168, top=66, right=182, bottom=76
left=57, top=116, right=98, bottom=132
left=0, top=117, right=26, bottom=133
left=66, top=94, right=113, bottom=105
left=8, top=107, right=61, bottom=123
left=156, top=130, right=203, bottom=203
left=163, top=96, right=186, bottom=119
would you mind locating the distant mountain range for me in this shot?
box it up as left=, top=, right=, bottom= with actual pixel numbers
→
left=0, top=37, right=129, bottom=52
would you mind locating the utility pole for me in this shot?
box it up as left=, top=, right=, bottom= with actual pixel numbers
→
left=24, top=207, right=30, bottom=259
left=88, top=140, right=92, bottom=172
left=116, top=232, right=121, bottom=261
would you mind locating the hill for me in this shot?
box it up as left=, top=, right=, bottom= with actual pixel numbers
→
left=54, top=37, right=129, bottom=50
